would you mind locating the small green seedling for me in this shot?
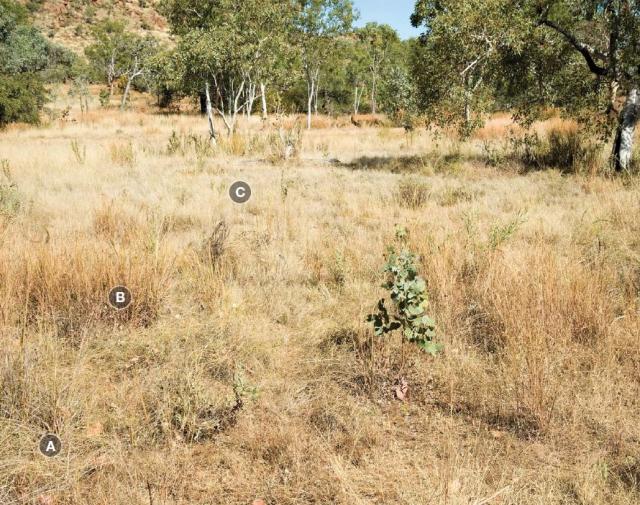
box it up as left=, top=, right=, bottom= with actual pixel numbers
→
left=367, top=234, right=443, bottom=356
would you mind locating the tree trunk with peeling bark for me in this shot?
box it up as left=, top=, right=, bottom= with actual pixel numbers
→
left=205, top=81, right=217, bottom=145
left=307, top=76, right=316, bottom=129
left=612, top=88, right=639, bottom=172
left=260, top=82, right=267, bottom=119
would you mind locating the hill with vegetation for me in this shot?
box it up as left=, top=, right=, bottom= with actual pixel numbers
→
left=18, top=0, right=168, bottom=51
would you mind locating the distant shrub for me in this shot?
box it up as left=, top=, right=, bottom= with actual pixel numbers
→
left=266, top=120, right=303, bottom=163
left=166, top=131, right=214, bottom=170
left=437, top=185, right=474, bottom=207
left=395, top=177, right=429, bottom=209
left=0, top=74, right=46, bottom=127
left=99, top=88, right=110, bottom=107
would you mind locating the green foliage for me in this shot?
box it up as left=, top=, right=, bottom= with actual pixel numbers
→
left=355, top=22, right=399, bottom=113
left=410, top=0, right=640, bottom=171
left=144, top=47, right=183, bottom=107
left=0, top=0, right=73, bottom=126
left=379, top=64, right=417, bottom=118
left=99, top=88, right=110, bottom=107
left=85, top=20, right=159, bottom=97
left=0, top=73, right=45, bottom=126
left=367, top=230, right=442, bottom=356
left=488, top=211, right=526, bottom=250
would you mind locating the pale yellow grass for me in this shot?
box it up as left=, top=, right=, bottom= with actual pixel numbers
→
left=0, top=107, right=639, bottom=505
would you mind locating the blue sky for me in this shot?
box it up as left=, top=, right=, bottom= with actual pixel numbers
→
left=352, top=0, right=422, bottom=40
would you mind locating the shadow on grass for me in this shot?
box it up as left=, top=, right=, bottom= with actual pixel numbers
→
left=432, top=399, right=543, bottom=440
left=345, top=153, right=464, bottom=174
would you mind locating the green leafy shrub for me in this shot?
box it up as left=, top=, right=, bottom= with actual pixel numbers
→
left=98, top=88, right=110, bottom=107
left=367, top=231, right=442, bottom=356
left=0, top=74, right=46, bottom=127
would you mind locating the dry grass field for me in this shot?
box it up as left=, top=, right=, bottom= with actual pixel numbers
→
left=1, top=94, right=639, bottom=504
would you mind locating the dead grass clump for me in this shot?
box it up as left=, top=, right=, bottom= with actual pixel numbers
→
left=437, top=185, right=475, bottom=207
left=4, top=241, right=173, bottom=337
left=0, top=160, right=22, bottom=219
left=148, top=366, right=244, bottom=443
left=310, top=115, right=335, bottom=128
left=219, top=133, right=248, bottom=156
left=166, top=131, right=214, bottom=160
left=395, top=177, right=430, bottom=209
left=473, top=114, right=521, bottom=141
left=93, top=202, right=141, bottom=244
left=109, top=140, right=136, bottom=167
left=266, top=122, right=303, bottom=163
left=0, top=343, right=85, bottom=433
left=511, top=124, right=604, bottom=174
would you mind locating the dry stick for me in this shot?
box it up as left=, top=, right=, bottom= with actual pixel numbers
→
left=472, top=484, right=514, bottom=505
left=146, top=481, right=154, bottom=505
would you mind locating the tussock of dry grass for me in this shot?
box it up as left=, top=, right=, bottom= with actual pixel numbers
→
left=0, top=103, right=639, bottom=504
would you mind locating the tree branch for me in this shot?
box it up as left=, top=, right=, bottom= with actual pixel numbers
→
left=539, top=17, right=608, bottom=76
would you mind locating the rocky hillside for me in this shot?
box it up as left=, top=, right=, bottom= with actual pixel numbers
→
left=20, top=0, right=169, bottom=51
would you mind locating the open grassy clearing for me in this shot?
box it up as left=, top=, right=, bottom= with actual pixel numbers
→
left=0, top=107, right=639, bottom=504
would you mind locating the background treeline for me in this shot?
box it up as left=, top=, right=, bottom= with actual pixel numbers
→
left=2, top=0, right=416, bottom=128
left=3, top=0, right=640, bottom=170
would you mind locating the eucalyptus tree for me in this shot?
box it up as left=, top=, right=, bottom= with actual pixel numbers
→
left=356, top=23, right=399, bottom=114
left=412, top=0, right=640, bottom=171
left=294, top=0, right=356, bottom=128
left=534, top=0, right=640, bottom=170
left=410, top=0, right=518, bottom=135
left=344, top=37, right=368, bottom=114
left=85, top=20, right=127, bottom=101
left=161, top=0, right=296, bottom=140
left=118, top=34, right=158, bottom=111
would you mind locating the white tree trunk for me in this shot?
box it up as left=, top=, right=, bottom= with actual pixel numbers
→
left=354, top=85, right=363, bottom=115
left=246, top=81, right=257, bottom=118
left=205, top=81, right=217, bottom=145
left=120, top=58, right=142, bottom=112
left=307, top=79, right=315, bottom=129
left=108, top=51, right=116, bottom=101
left=464, top=98, right=471, bottom=125
left=120, top=78, right=132, bottom=111
left=612, top=88, right=639, bottom=172
left=260, top=82, right=267, bottom=119
left=371, top=74, right=377, bottom=115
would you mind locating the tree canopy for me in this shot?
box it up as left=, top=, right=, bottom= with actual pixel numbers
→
left=0, top=0, right=74, bottom=126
